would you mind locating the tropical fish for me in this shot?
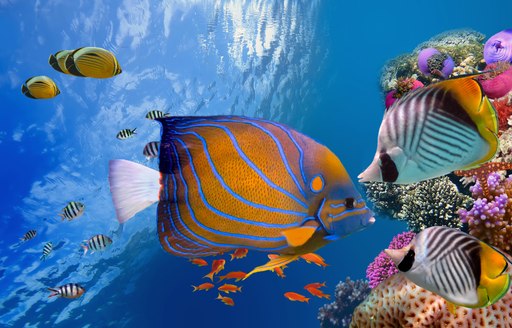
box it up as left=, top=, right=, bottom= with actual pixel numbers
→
left=20, top=230, right=37, bottom=242
left=82, top=234, right=112, bottom=255
left=359, top=76, right=499, bottom=184
left=143, top=141, right=160, bottom=160
left=284, top=292, right=309, bottom=303
left=385, top=226, right=511, bottom=309
left=48, top=50, right=72, bottom=74
left=59, top=201, right=85, bottom=221
left=192, top=283, right=214, bottom=292
left=21, top=76, right=60, bottom=99
left=40, top=242, right=53, bottom=260
left=218, top=284, right=242, bottom=294
left=304, top=282, right=326, bottom=289
left=305, top=287, right=330, bottom=299
left=273, top=266, right=286, bottom=278
left=48, top=283, right=85, bottom=299
left=108, top=115, right=374, bottom=277
left=189, top=258, right=208, bottom=267
left=146, top=110, right=170, bottom=120
left=230, top=248, right=248, bottom=261
left=216, top=293, right=235, bottom=306
left=65, top=47, right=122, bottom=78
left=218, top=271, right=247, bottom=282
left=116, top=129, right=136, bottom=140
left=300, top=253, right=328, bottom=267
left=204, top=259, right=226, bottom=281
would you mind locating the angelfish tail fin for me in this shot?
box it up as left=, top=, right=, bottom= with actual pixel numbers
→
left=108, top=160, right=161, bottom=223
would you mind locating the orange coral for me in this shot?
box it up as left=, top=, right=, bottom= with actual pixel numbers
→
left=350, top=273, right=512, bottom=328
left=454, top=162, right=512, bottom=198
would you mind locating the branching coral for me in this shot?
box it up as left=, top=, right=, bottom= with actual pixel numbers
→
left=350, top=273, right=512, bottom=328
left=318, top=278, right=370, bottom=328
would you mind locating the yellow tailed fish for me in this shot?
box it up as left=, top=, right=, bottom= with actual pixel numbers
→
left=386, top=226, right=511, bottom=309
left=48, top=50, right=72, bottom=74
left=65, top=47, right=122, bottom=78
left=21, top=76, right=60, bottom=99
left=108, top=116, right=375, bottom=277
left=359, top=76, right=499, bottom=184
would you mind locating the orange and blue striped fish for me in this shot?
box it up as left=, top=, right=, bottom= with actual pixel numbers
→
left=108, top=116, right=374, bottom=274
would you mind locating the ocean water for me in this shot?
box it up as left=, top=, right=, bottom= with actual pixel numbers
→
left=1, top=0, right=512, bottom=327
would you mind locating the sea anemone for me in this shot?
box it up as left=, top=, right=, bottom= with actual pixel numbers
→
left=417, top=47, right=454, bottom=78
left=384, top=77, right=423, bottom=109
left=483, top=29, right=512, bottom=64
left=478, top=61, right=512, bottom=99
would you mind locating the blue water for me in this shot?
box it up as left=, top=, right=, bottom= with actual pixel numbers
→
left=1, top=0, right=512, bottom=327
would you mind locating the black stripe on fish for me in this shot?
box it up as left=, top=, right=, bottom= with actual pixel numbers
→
left=379, top=152, right=398, bottom=183
left=397, top=249, right=415, bottom=272
left=65, top=49, right=86, bottom=77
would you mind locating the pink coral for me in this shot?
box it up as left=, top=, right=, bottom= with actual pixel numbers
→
left=366, top=231, right=415, bottom=288
left=350, top=273, right=512, bottom=328
left=385, top=78, right=424, bottom=109
left=479, top=62, right=512, bottom=99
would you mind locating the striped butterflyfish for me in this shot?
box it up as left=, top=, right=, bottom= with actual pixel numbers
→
left=359, top=76, right=499, bottom=184
left=48, top=50, right=72, bottom=74
left=117, top=128, right=137, bottom=140
left=108, top=115, right=375, bottom=276
left=82, top=234, right=113, bottom=255
left=65, top=47, right=122, bottom=78
left=48, top=283, right=85, bottom=299
left=146, top=110, right=170, bottom=120
left=386, top=226, right=511, bottom=309
left=143, top=141, right=160, bottom=160
left=40, top=242, right=53, bottom=261
left=59, top=201, right=85, bottom=221
left=20, top=230, right=37, bottom=242
left=21, top=76, right=60, bottom=99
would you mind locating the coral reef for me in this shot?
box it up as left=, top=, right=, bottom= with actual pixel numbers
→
left=484, top=29, right=512, bottom=64
left=458, top=172, right=512, bottom=254
left=350, top=273, right=512, bottom=328
left=366, top=231, right=415, bottom=288
left=318, top=278, right=370, bottom=328
left=384, top=77, right=423, bottom=109
left=417, top=48, right=454, bottom=78
left=493, top=95, right=512, bottom=132
left=478, top=62, right=512, bottom=99
left=362, top=176, right=473, bottom=232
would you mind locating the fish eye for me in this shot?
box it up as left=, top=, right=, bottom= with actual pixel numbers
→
left=397, top=249, right=415, bottom=272
left=345, top=198, right=354, bottom=209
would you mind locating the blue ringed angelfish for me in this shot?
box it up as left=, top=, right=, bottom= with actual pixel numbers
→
left=108, top=115, right=374, bottom=276
left=359, top=76, right=499, bottom=184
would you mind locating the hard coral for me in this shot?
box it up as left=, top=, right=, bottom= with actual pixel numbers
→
left=350, top=273, right=512, bottom=328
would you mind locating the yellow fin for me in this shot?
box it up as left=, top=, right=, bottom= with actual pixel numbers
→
left=480, top=242, right=508, bottom=278
left=480, top=273, right=510, bottom=305
left=281, top=225, right=317, bottom=248
left=243, top=255, right=299, bottom=280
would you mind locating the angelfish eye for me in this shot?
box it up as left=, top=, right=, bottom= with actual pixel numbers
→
left=345, top=198, right=354, bottom=209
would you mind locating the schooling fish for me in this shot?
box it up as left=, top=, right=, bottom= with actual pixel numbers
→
left=143, top=141, right=160, bottom=160
left=108, top=115, right=374, bottom=276
left=65, top=47, right=122, bottom=78
left=40, top=242, right=53, bottom=261
left=189, top=258, right=208, bottom=267
left=273, top=266, right=286, bottom=278
left=216, top=293, right=235, bottom=306
left=20, top=230, right=37, bottom=242
left=385, top=226, right=511, bottom=309
left=304, top=282, right=326, bottom=289
left=192, top=282, right=214, bottom=292
left=48, top=50, right=72, bottom=74
left=300, top=253, right=328, bottom=267
left=59, top=201, right=85, bottom=221
left=230, top=248, right=248, bottom=261
left=305, top=286, right=330, bottom=299
left=48, top=283, right=85, bottom=299
left=218, top=283, right=242, bottom=294
left=82, top=234, right=112, bottom=255
left=204, top=259, right=226, bottom=281
left=146, top=110, right=170, bottom=120
left=116, top=128, right=137, bottom=140
left=284, top=292, right=309, bottom=303
left=218, top=271, right=247, bottom=282
left=21, top=76, right=60, bottom=99
left=359, top=76, right=499, bottom=184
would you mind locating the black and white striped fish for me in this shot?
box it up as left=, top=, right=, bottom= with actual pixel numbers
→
left=143, top=141, right=160, bottom=160
left=145, top=110, right=170, bottom=120
left=116, top=128, right=137, bottom=140
left=359, top=76, right=499, bottom=184
left=20, top=230, right=37, bottom=242
left=40, top=242, right=53, bottom=260
left=59, top=201, right=85, bottom=221
left=82, top=234, right=113, bottom=255
left=48, top=283, right=85, bottom=299
left=386, top=226, right=511, bottom=308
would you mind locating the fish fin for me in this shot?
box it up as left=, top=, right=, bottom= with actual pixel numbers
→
left=281, top=226, right=318, bottom=248
left=204, top=273, right=214, bottom=281
left=191, top=285, right=197, bottom=292
left=244, top=254, right=299, bottom=280
left=47, top=288, right=59, bottom=298
left=446, top=302, right=457, bottom=314
left=323, top=234, right=339, bottom=242
left=81, top=245, right=88, bottom=256
left=108, top=160, right=160, bottom=223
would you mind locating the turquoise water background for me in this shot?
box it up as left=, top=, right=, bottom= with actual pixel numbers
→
left=1, top=0, right=512, bottom=327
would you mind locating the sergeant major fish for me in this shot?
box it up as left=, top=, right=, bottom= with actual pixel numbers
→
left=48, top=283, right=85, bottom=299
left=59, top=201, right=85, bottom=221
left=117, top=129, right=136, bottom=140
left=82, top=234, right=112, bottom=255
left=40, top=242, right=53, bottom=261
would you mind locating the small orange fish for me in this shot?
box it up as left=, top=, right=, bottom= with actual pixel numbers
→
left=204, top=259, right=226, bottom=281
left=268, top=254, right=279, bottom=260
left=230, top=248, right=248, bottom=261
left=305, top=287, right=330, bottom=299
left=216, top=293, right=235, bottom=306
left=273, top=266, right=286, bottom=278
left=218, top=271, right=247, bottom=282
left=218, top=283, right=242, bottom=294
left=300, top=253, right=328, bottom=267
left=192, top=283, right=214, bottom=292
left=284, top=292, right=309, bottom=303
left=304, top=282, right=326, bottom=290
left=189, top=258, right=208, bottom=267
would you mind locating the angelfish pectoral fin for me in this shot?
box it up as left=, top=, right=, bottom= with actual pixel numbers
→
left=281, top=221, right=319, bottom=248
left=243, top=255, right=299, bottom=280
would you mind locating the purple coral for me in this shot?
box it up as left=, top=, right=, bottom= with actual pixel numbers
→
left=366, top=231, right=416, bottom=288
left=418, top=48, right=454, bottom=78
left=484, top=29, right=512, bottom=64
